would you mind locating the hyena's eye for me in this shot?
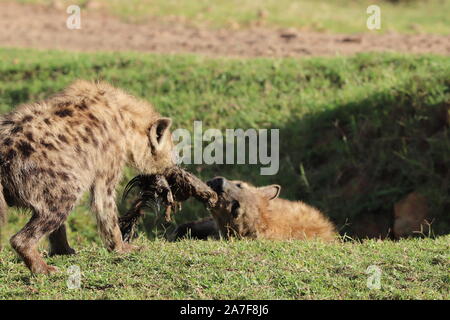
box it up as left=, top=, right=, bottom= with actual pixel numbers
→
left=231, top=200, right=240, bottom=217
left=236, top=183, right=242, bottom=189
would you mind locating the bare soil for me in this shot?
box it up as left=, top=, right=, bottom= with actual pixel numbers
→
left=0, top=2, right=449, bottom=57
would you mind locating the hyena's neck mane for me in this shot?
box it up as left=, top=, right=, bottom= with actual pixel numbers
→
left=252, top=198, right=274, bottom=238
left=258, top=198, right=337, bottom=241
left=59, top=80, right=160, bottom=130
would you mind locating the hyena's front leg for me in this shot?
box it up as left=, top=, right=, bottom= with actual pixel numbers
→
left=48, top=224, right=76, bottom=256
left=10, top=211, right=68, bottom=274
left=90, top=180, right=138, bottom=253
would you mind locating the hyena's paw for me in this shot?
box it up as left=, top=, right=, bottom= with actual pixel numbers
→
left=31, top=263, right=59, bottom=275
left=118, top=243, right=141, bottom=254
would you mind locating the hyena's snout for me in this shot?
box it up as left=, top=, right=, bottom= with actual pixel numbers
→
left=207, top=177, right=227, bottom=193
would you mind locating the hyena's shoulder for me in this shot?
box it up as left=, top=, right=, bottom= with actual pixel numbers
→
left=264, top=198, right=337, bottom=241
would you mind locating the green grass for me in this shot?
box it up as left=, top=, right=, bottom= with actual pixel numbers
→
left=0, top=48, right=448, bottom=299
left=13, top=0, right=450, bottom=34
left=0, top=236, right=449, bottom=299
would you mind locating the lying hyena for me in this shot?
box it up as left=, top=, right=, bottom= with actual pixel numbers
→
left=0, top=80, right=174, bottom=274
left=175, top=177, right=336, bottom=242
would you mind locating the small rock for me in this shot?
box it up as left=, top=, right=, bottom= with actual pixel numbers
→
left=280, top=33, right=297, bottom=40
left=280, top=29, right=298, bottom=40
left=393, top=192, right=429, bottom=238
left=340, top=37, right=362, bottom=43
left=258, top=9, right=268, bottom=20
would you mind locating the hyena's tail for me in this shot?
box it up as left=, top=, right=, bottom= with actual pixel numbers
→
left=0, top=180, right=8, bottom=249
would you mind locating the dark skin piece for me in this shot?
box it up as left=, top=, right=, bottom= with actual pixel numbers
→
left=119, top=166, right=218, bottom=242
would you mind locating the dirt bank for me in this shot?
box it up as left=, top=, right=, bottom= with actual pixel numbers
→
left=1, top=2, right=449, bottom=57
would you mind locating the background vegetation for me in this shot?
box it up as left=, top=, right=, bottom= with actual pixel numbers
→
left=0, top=49, right=448, bottom=299
left=0, top=49, right=448, bottom=240
left=14, top=0, right=450, bottom=34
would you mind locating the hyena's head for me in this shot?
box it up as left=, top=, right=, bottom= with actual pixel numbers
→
left=207, top=177, right=280, bottom=238
left=133, top=117, right=175, bottom=174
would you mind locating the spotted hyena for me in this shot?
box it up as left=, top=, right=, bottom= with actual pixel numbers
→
left=204, top=177, right=337, bottom=242
left=0, top=80, right=174, bottom=274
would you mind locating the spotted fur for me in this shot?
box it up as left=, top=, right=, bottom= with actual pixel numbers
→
left=0, top=80, right=174, bottom=274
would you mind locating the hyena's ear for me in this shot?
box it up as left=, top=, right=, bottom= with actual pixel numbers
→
left=149, top=117, right=172, bottom=151
left=258, top=185, right=281, bottom=201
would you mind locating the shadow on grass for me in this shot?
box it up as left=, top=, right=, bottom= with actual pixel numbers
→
left=276, top=84, right=449, bottom=239
left=138, top=81, right=449, bottom=240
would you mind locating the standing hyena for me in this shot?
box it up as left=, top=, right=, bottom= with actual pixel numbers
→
left=0, top=80, right=174, bottom=274
left=204, top=177, right=337, bottom=242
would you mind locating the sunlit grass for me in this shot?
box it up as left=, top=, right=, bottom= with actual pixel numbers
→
left=0, top=48, right=448, bottom=299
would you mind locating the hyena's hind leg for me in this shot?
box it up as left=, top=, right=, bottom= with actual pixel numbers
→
left=10, top=210, right=70, bottom=274
left=90, top=176, right=138, bottom=253
left=48, top=224, right=76, bottom=256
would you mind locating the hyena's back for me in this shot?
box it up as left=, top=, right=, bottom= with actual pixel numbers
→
left=0, top=98, right=96, bottom=210
left=262, top=198, right=337, bottom=242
